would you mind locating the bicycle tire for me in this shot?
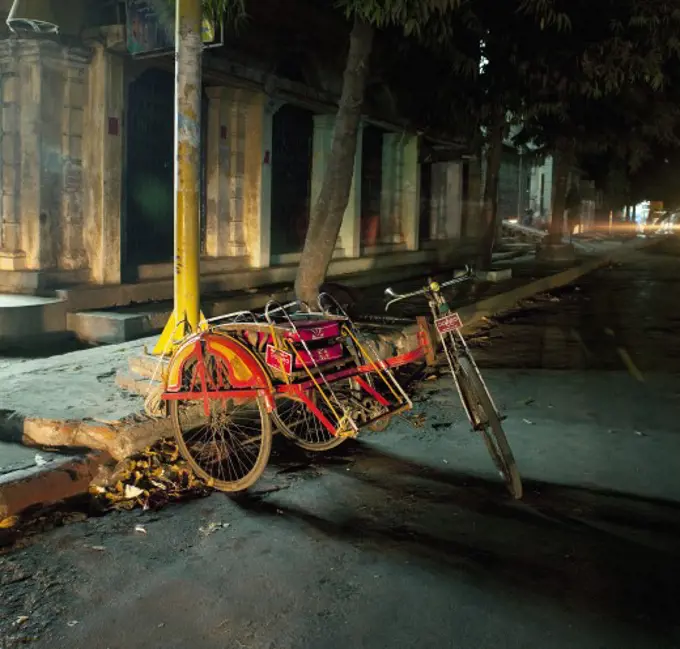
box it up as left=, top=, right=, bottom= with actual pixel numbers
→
left=272, top=390, right=348, bottom=452
left=172, top=395, right=272, bottom=492
left=456, top=356, right=523, bottom=499
left=170, top=353, right=272, bottom=492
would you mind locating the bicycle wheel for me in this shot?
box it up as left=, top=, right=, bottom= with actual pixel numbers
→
left=272, top=388, right=348, bottom=452
left=274, top=368, right=398, bottom=448
left=456, top=356, right=523, bottom=499
left=170, top=355, right=272, bottom=492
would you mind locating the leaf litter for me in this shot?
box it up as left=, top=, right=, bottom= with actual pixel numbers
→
left=91, top=439, right=211, bottom=513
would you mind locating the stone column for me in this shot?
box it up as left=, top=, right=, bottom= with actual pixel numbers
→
left=310, top=114, right=363, bottom=258
left=205, top=87, right=242, bottom=258
left=430, top=163, right=446, bottom=240
left=0, top=40, right=92, bottom=276
left=60, top=54, right=88, bottom=270
left=444, top=162, right=463, bottom=240
left=83, top=44, right=124, bottom=284
left=463, top=156, right=483, bottom=239
left=379, top=132, right=419, bottom=248
left=430, top=161, right=462, bottom=241
left=379, top=132, right=402, bottom=244
left=17, top=41, right=52, bottom=270
left=246, top=92, right=273, bottom=269
left=0, top=64, right=23, bottom=269
left=205, top=87, right=272, bottom=266
left=401, top=134, right=420, bottom=251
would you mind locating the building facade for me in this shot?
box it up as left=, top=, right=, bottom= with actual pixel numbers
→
left=0, top=0, right=482, bottom=307
left=526, top=155, right=599, bottom=233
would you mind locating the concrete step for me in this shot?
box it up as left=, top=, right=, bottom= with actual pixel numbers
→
left=0, top=294, right=67, bottom=349
left=58, top=248, right=451, bottom=313
left=115, top=370, right=162, bottom=397
left=66, top=260, right=448, bottom=345
left=67, top=310, right=158, bottom=345
left=128, top=351, right=169, bottom=379
left=68, top=285, right=291, bottom=345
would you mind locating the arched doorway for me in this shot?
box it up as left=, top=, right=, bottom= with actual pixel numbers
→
left=124, top=67, right=175, bottom=268
left=360, top=125, right=386, bottom=247
left=124, top=67, right=208, bottom=274
left=270, top=104, right=314, bottom=258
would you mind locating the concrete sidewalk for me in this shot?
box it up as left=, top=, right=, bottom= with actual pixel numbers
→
left=0, top=234, right=664, bottom=520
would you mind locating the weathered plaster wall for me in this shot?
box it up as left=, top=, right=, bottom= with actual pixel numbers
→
left=83, top=43, right=123, bottom=284
left=0, top=39, right=90, bottom=273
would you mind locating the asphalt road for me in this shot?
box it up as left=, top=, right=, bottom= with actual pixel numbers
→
left=2, top=248, right=680, bottom=649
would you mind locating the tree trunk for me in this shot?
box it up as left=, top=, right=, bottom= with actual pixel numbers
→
left=477, top=107, right=505, bottom=270
left=294, top=19, right=374, bottom=304
left=547, top=141, right=574, bottom=243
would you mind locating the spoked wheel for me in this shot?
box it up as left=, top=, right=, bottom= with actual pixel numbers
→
left=272, top=390, right=348, bottom=452
left=456, top=356, right=523, bottom=499
left=273, top=373, right=394, bottom=451
left=170, top=355, right=272, bottom=492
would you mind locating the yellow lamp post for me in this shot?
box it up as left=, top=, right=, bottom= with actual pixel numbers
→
left=153, top=0, right=205, bottom=355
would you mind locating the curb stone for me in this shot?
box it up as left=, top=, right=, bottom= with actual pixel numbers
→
left=0, top=452, right=110, bottom=520
left=0, top=235, right=663, bottom=520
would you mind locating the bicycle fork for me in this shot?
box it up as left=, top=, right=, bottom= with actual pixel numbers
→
left=428, top=290, right=502, bottom=431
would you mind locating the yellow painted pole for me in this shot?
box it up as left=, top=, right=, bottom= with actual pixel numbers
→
left=153, top=0, right=203, bottom=355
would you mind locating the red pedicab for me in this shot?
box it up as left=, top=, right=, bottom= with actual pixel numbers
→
left=161, top=294, right=429, bottom=492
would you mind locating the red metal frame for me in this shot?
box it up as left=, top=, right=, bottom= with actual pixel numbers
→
left=162, top=325, right=428, bottom=438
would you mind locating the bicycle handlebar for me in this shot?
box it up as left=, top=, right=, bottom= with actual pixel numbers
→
left=384, top=266, right=474, bottom=311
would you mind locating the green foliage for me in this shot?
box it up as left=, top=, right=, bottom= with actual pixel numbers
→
left=508, top=0, right=680, bottom=203
left=336, top=0, right=462, bottom=34
left=205, top=0, right=464, bottom=35
left=201, top=0, right=247, bottom=25
left=202, top=0, right=680, bottom=204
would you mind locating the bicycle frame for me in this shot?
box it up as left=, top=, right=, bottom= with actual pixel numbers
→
left=426, top=285, right=502, bottom=429
left=385, top=271, right=502, bottom=429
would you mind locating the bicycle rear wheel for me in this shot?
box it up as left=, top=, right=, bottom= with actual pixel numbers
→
left=272, top=388, right=348, bottom=452
left=170, top=356, right=272, bottom=492
left=456, top=356, right=523, bottom=499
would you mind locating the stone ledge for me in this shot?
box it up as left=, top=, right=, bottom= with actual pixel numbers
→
left=535, top=242, right=577, bottom=263
left=0, top=452, right=109, bottom=520
left=68, top=311, right=153, bottom=344
left=21, top=415, right=170, bottom=462
left=476, top=268, right=512, bottom=283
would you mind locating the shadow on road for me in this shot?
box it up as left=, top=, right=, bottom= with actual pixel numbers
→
left=238, top=439, right=680, bottom=642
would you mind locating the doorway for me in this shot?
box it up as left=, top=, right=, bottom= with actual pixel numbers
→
left=360, top=125, right=385, bottom=246
left=270, top=104, right=314, bottom=257
left=124, top=67, right=175, bottom=269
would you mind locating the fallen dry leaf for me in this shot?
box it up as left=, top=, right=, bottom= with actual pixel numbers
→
left=124, top=484, right=144, bottom=500
left=408, top=413, right=427, bottom=428
left=199, top=522, right=230, bottom=536
left=0, top=516, right=19, bottom=529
